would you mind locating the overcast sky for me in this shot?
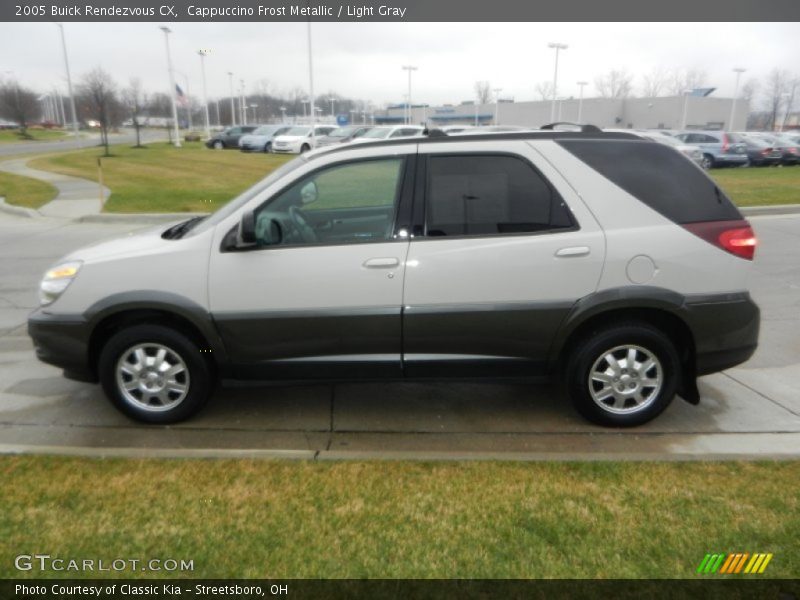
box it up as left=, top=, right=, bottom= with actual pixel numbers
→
left=1, top=22, right=797, bottom=109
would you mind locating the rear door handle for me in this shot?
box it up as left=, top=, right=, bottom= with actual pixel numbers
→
left=363, top=257, right=399, bottom=268
left=555, top=246, right=590, bottom=258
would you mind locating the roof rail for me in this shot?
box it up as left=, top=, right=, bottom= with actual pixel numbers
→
left=540, top=122, right=602, bottom=133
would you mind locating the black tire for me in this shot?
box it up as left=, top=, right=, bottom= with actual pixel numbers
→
left=98, top=324, right=213, bottom=424
left=701, top=154, right=714, bottom=169
left=300, top=143, right=310, bottom=153
left=565, top=321, right=680, bottom=427
left=213, top=140, right=223, bottom=150
left=263, top=142, right=272, bottom=153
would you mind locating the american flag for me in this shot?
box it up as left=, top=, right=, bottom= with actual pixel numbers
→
left=175, top=84, right=188, bottom=108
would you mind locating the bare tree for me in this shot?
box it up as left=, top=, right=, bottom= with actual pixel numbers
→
left=122, top=78, right=146, bottom=148
left=78, top=67, right=119, bottom=156
left=763, top=69, right=791, bottom=131
left=640, top=67, right=669, bottom=97
left=0, top=80, right=41, bottom=137
left=781, top=77, right=798, bottom=131
left=666, top=68, right=707, bottom=95
left=474, top=81, right=492, bottom=105
left=594, top=69, right=634, bottom=98
left=534, top=81, right=553, bottom=101
left=740, top=78, right=759, bottom=106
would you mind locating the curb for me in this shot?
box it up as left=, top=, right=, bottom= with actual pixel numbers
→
left=76, top=212, right=209, bottom=225
left=740, top=204, right=800, bottom=216
left=0, top=197, right=40, bottom=219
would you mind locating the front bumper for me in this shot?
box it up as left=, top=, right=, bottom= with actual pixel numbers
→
left=28, top=308, right=96, bottom=382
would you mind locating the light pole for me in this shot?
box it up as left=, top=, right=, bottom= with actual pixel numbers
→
left=198, top=49, right=211, bottom=139
left=349, top=109, right=355, bottom=125
left=301, top=99, right=309, bottom=119
left=728, top=67, right=746, bottom=130
left=577, top=80, right=588, bottom=122
left=681, top=89, right=692, bottom=129
left=329, top=96, right=336, bottom=118
left=779, top=89, right=795, bottom=132
left=307, top=22, right=316, bottom=141
left=159, top=26, right=181, bottom=147
left=547, top=42, right=568, bottom=122
left=493, top=87, right=502, bottom=125
left=214, top=99, right=220, bottom=127
left=56, top=24, right=80, bottom=143
left=227, top=72, right=236, bottom=126
left=249, top=103, right=259, bottom=123
left=239, top=79, right=246, bottom=126
left=280, top=106, right=286, bottom=123
left=401, top=65, right=417, bottom=125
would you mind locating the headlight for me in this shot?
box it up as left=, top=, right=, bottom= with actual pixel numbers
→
left=39, top=261, right=82, bottom=306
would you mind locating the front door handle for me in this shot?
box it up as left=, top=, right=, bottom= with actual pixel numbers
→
left=363, top=257, right=399, bottom=268
left=555, top=246, right=590, bottom=258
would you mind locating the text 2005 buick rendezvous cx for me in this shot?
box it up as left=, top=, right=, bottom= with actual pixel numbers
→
left=28, top=127, right=760, bottom=427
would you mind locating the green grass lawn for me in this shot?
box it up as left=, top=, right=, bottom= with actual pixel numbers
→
left=711, top=166, right=800, bottom=206
left=29, top=142, right=290, bottom=213
left=0, top=129, right=71, bottom=144
left=0, top=456, right=797, bottom=579
left=0, top=170, right=58, bottom=209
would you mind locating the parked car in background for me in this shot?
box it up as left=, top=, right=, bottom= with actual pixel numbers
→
left=636, top=131, right=706, bottom=168
left=271, top=125, right=337, bottom=154
left=239, top=125, right=291, bottom=153
left=314, top=125, right=373, bottom=148
left=744, top=132, right=800, bottom=166
left=349, top=125, right=424, bottom=143
left=205, top=126, right=257, bottom=150
left=674, top=131, right=748, bottom=169
left=733, top=133, right=783, bottom=166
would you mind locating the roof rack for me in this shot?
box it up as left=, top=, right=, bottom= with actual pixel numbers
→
left=540, top=122, right=602, bottom=133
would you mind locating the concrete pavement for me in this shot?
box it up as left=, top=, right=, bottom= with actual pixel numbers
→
left=0, top=212, right=798, bottom=460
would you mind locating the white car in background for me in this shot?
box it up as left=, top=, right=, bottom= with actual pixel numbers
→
left=349, top=125, right=424, bottom=143
left=271, top=125, right=337, bottom=154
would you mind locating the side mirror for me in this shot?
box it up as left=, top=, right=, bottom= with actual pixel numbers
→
left=237, top=211, right=257, bottom=246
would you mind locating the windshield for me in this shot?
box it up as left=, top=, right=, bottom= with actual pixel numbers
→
left=284, top=127, right=310, bottom=136
left=192, top=155, right=309, bottom=232
left=645, top=134, right=681, bottom=147
left=328, top=126, right=357, bottom=138
left=253, top=126, right=278, bottom=135
left=361, top=128, right=391, bottom=139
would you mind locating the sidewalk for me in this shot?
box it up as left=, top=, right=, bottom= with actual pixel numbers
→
left=0, top=157, right=107, bottom=218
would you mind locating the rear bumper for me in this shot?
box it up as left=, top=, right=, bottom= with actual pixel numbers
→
left=683, top=292, right=760, bottom=375
left=28, top=308, right=96, bottom=383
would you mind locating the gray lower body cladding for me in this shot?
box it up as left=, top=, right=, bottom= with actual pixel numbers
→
left=27, top=291, right=759, bottom=384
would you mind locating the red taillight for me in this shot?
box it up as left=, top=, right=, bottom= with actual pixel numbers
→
left=682, top=220, right=757, bottom=260
left=789, top=147, right=798, bottom=154
left=761, top=148, right=770, bottom=156
left=722, top=134, right=729, bottom=152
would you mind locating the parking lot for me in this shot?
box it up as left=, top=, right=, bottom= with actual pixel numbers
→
left=0, top=211, right=799, bottom=460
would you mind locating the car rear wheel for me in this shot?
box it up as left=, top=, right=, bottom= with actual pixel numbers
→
left=98, top=324, right=213, bottom=424
left=300, top=144, right=310, bottom=153
left=565, top=321, right=680, bottom=427
left=213, top=140, right=223, bottom=150
left=701, top=154, right=714, bottom=169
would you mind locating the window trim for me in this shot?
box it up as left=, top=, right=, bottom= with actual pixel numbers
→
left=220, top=154, right=415, bottom=253
left=413, top=151, right=579, bottom=242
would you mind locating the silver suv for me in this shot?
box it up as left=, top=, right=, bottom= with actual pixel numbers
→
left=29, top=129, right=760, bottom=427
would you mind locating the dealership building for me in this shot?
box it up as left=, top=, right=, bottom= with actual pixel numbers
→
left=374, top=94, right=749, bottom=131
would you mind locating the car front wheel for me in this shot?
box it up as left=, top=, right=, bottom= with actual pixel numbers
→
left=212, top=140, right=224, bottom=150
left=98, top=324, right=213, bottom=424
left=565, top=322, right=680, bottom=427
left=300, top=144, right=310, bottom=153
left=263, top=142, right=272, bottom=153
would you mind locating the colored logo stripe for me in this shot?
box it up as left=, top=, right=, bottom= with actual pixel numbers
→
left=698, top=553, right=773, bottom=574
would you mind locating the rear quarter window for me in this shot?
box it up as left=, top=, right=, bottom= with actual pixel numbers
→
left=557, top=140, right=742, bottom=223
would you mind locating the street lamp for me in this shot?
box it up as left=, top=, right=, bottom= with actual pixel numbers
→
left=577, top=81, right=588, bottom=122
left=227, top=72, right=236, bottom=126
left=198, top=49, right=211, bottom=139
left=301, top=99, right=309, bottom=119
left=493, top=87, right=502, bottom=125
left=401, top=65, right=417, bottom=125
left=249, top=103, right=259, bottom=123
left=55, top=24, right=80, bottom=143
left=547, top=42, right=568, bottom=122
left=681, top=89, right=693, bottom=129
left=239, top=79, right=246, bottom=126
left=280, top=106, right=286, bottom=123
left=307, top=22, right=316, bottom=140
left=728, top=67, right=746, bottom=130
left=329, top=96, right=336, bottom=118
left=159, top=26, right=181, bottom=147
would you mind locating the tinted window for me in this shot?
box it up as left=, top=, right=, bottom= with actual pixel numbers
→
left=425, top=155, right=574, bottom=237
left=558, top=140, right=741, bottom=224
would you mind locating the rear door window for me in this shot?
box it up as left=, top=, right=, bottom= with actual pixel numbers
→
left=424, top=154, right=574, bottom=237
